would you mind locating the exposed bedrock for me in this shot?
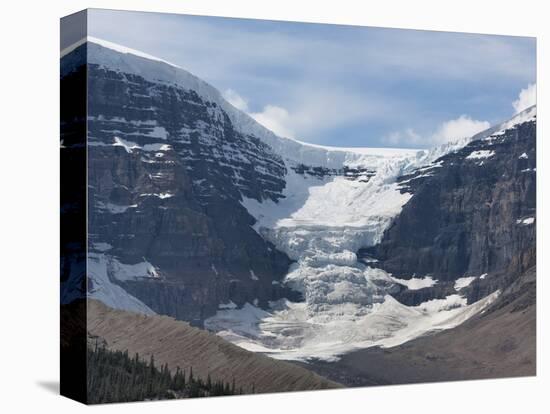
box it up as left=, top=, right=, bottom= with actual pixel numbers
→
left=86, top=63, right=295, bottom=323
left=361, top=119, right=536, bottom=304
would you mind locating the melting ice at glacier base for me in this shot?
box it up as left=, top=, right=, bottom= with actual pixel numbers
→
left=205, top=145, right=501, bottom=362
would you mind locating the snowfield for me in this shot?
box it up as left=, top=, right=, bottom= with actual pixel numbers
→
left=86, top=253, right=156, bottom=315
left=454, top=276, right=477, bottom=291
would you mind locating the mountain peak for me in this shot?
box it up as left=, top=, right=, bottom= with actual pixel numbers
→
left=87, top=36, right=181, bottom=68
left=61, top=36, right=180, bottom=68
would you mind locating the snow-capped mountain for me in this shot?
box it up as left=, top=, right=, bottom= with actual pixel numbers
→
left=61, top=37, right=421, bottom=321
left=60, top=37, right=536, bottom=361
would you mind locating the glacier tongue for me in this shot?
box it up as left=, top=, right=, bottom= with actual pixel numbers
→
left=206, top=146, right=500, bottom=361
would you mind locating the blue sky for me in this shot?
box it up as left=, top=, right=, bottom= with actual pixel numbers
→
left=88, top=9, right=536, bottom=149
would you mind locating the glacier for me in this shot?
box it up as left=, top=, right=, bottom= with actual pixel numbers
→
left=64, top=37, right=536, bottom=361
left=206, top=109, right=536, bottom=361
left=206, top=145, right=501, bottom=361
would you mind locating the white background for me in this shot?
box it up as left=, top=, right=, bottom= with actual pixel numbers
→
left=0, top=0, right=547, bottom=412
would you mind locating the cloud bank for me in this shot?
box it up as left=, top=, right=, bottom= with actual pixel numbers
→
left=384, top=82, right=536, bottom=148
left=512, top=83, right=536, bottom=114
left=386, top=115, right=490, bottom=147
left=431, top=116, right=491, bottom=144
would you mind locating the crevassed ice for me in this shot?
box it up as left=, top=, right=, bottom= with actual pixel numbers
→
left=207, top=145, right=501, bottom=361
left=207, top=109, right=538, bottom=361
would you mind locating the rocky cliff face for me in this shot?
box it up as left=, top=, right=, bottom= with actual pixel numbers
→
left=61, top=40, right=398, bottom=326
left=60, top=47, right=88, bottom=402
left=361, top=111, right=536, bottom=305
left=60, top=45, right=87, bottom=305
left=86, top=59, right=302, bottom=323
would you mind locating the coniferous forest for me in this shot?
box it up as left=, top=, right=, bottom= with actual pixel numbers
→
left=87, top=345, right=243, bottom=404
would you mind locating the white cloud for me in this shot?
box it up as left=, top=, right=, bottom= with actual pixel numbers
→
left=250, top=105, right=295, bottom=138
left=225, top=89, right=298, bottom=139
left=512, top=83, right=536, bottom=114
left=386, top=115, right=490, bottom=147
left=431, top=115, right=490, bottom=144
left=223, top=89, right=249, bottom=112
left=222, top=87, right=297, bottom=138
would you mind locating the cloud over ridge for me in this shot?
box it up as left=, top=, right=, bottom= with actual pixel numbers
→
left=513, top=83, right=536, bottom=114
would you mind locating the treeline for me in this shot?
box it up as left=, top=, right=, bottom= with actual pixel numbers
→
left=87, top=344, right=245, bottom=404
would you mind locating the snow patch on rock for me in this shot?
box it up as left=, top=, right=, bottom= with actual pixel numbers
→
left=391, top=275, right=437, bottom=290
left=454, top=276, right=477, bottom=291
left=143, top=143, right=172, bottom=152
left=466, top=150, right=495, bottom=160
left=113, top=136, right=141, bottom=153
left=87, top=253, right=155, bottom=315
left=517, top=217, right=535, bottom=225
left=107, top=257, right=160, bottom=281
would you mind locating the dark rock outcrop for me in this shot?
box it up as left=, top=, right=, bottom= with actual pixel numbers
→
left=360, top=117, right=536, bottom=303
left=60, top=45, right=87, bottom=304
left=85, top=59, right=296, bottom=323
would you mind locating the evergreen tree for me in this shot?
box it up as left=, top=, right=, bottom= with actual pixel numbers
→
left=86, top=346, right=240, bottom=403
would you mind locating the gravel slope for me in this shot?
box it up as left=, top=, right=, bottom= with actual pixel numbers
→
left=87, top=300, right=341, bottom=394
